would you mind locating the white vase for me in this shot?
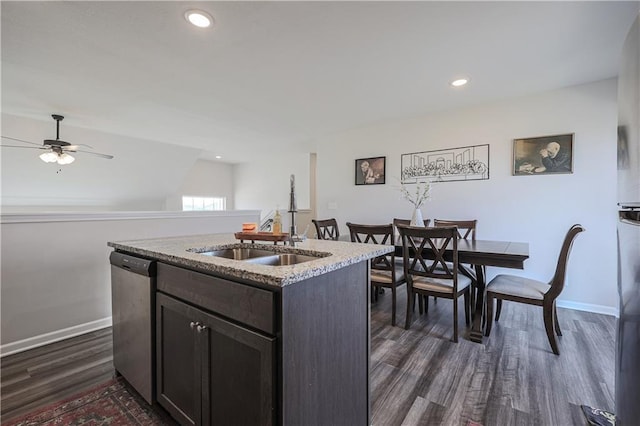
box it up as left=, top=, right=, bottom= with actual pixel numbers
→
left=410, top=207, right=424, bottom=226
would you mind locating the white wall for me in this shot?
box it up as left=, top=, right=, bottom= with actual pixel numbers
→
left=165, top=159, right=235, bottom=210
left=1, top=113, right=202, bottom=211
left=314, top=79, right=618, bottom=313
left=233, top=153, right=311, bottom=218
left=0, top=210, right=260, bottom=355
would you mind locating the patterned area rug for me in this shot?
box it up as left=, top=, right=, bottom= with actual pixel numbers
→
left=2, top=377, right=176, bottom=425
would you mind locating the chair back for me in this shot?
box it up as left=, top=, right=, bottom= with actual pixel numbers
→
left=434, top=219, right=477, bottom=240
left=545, top=224, right=585, bottom=301
left=393, top=218, right=431, bottom=227
left=346, top=223, right=396, bottom=274
left=397, top=225, right=460, bottom=291
left=312, top=218, right=340, bottom=240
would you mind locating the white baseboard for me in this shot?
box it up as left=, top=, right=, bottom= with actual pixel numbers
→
left=0, top=317, right=113, bottom=358
left=556, top=300, right=619, bottom=317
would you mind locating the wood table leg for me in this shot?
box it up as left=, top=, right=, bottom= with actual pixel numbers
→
left=469, top=264, right=485, bottom=343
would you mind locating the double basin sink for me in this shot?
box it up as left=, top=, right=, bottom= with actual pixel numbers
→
left=192, top=247, right=327, bottom=266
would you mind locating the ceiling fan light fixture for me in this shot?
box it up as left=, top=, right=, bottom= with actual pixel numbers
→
left=57, top=153, right=75, bottom=165
left=39, top=151, right=58, bottom=163
left=185, top=10, right=213, bottom=28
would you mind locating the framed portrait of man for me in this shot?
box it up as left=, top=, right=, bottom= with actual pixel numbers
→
left=513, top=133, right=574, bottom=176
left=355, top=156, right=386, bottom=185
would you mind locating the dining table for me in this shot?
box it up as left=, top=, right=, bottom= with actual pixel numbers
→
left=394, top=238, right=530, bottom=343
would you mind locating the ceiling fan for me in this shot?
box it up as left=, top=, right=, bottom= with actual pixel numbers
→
left=1, top=114, right=114, bottom=165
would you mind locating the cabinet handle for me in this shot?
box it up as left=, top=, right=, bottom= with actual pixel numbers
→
left=189, top=321, right=199, bottom=329
left=196, top=325, right=208, bottom=333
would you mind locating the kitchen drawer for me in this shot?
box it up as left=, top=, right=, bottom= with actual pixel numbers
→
left=157, top=263, right=275, bottom=335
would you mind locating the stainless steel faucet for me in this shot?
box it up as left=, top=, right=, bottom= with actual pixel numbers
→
left=288, top=174, right=304, bottom=246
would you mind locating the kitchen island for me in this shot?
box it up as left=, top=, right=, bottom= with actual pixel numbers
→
left=108, top=234, right=392, bottom=426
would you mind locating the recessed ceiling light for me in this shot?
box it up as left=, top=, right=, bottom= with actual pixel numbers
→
left=184, top=10, right=214, bottom=28
left=450, top=78, right=469, bottom=87
left=215, top=155, right=222, bottom=159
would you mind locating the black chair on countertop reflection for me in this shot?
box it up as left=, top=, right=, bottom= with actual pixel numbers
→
left=397, top=224, right=471, bottom=342
left=347, top=222, right=406, bottom=326
left=485, top=224, right=585, bottom=355
left=312, top=218, right=340, bottom=241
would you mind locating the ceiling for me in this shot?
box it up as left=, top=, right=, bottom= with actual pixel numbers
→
left=2, top=1, right=639, bottom=164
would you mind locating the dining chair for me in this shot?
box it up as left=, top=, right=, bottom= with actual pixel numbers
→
left=433, top=219, right=479, bottom=306
left=347, top=222, right=406, bottom=326
left=433, top=219, right=477, bottom=240
left=484, top=224, right=585, bottom=355
left=397, top=224, right=471, bottom=342
left=393, top=218, right=431, bottom=313
left=312, top=218, right=340, bottom=241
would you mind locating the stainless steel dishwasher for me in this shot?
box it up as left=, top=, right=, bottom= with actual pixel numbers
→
left=110, top=251, right=156, bottom=404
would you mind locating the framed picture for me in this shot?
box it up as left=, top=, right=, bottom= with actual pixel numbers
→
left=355, top=156, right=386, bottom=185
left=513, top=133, right=574, bottom=175
left=401, top=144, right=489, bottom=183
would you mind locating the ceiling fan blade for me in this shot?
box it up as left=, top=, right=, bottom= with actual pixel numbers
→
left=1, top=136, right=43, bottom=146
left=0, top=144, right=47, bottom=150
left=64, top=145, right=81, bottom=151
left=75, top=149, right=114, bottom=159
left=74, top=143, right=94, bottom=149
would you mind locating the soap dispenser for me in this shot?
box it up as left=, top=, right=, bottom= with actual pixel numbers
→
left=272, top=209, right=282, bottom=234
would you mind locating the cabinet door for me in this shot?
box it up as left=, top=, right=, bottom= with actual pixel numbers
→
left=156, top=293, right=202, bottom=425
left=198, top=311, right=276, bottom=426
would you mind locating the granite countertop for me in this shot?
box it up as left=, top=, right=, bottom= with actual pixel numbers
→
left=108, top=233, right=393, bottom=287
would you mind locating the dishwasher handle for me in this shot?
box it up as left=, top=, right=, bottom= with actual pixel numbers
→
left=110, top=251, right=156, bottom=276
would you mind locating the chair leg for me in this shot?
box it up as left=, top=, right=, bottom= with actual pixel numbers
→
left=452, top=293, right=458, bottom=343
left=418, top=293, right=424, bottom=315
left=495, top=299, right=503, bottom=321
left=463, top=289, right=470, bottom=326
left=543, top=303, right=560, bottom=355
left=405, top=287, right=414, bottom=330
left=434, top=296, right=438, bottom=304
left=391, top=286, right=397, bottom=327
left=485, top=293, right=494, bottom=336
left=554, top=303, right=562, bottom=336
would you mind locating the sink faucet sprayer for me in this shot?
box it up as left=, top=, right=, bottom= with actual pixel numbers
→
left=288, top=174, right=305, bottom=246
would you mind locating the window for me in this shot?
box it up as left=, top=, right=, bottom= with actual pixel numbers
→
left=182, top=196, right=226, bottom=211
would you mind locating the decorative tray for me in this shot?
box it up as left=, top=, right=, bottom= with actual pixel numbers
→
left=234, top=232, right=289, bottom=244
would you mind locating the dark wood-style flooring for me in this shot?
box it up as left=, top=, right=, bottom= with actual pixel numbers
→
left=0, top=328, right=115, bottom=422
left=370, top=288, right=615, bottom=425
left=1, top=286, right=615, bottom=425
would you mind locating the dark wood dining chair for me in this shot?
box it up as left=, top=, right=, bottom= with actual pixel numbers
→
left=484, top=224, right=585, bottom=355
left=312, top=218, right=340, bottom=241
left=347, top=222, right=405, bottom=326
left=433, top=219, right=477, bottom=240
left=393, top=218, right=431, bottom=313
left=397, top=225, right=471, bottom=342
left=433, top=219, right=479, bottom=305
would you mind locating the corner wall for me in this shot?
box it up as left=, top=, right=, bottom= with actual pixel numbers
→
left=315, top=79, right=618, bottom=313
left=165, top=159, right=235, bottom=210
left=233, top=153, right=311, bottom=218
left=0, top=210, right=260, bottom=355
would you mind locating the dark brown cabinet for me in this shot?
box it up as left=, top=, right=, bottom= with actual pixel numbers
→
left=156, top=292, right=275, bottom=426
left=151, top=260, right=369, bottom=425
